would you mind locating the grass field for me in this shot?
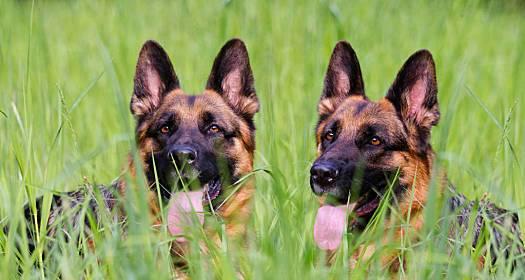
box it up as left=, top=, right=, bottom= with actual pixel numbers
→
left=1, top=0, right=525, bottom=278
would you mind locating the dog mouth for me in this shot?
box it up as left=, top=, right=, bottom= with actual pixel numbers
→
left=353, top=189, right=381, bottom=217
left=174, top=175, right=223, bottom=204
left=164, top=165, right=223, bottom=203
left=166, top=177, right=222, bottom=243
left=202, top=178, right=222, bottom=202
left=313, top=184, right=384, bottom=251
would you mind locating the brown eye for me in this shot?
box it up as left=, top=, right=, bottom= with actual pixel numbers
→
left=324, top=131, right=334, bottom=141
left=160, top=126, right=170, bottom=134
left=370, top=136, right=381, bottom=146
left=208, top=124, right=221, bottom=133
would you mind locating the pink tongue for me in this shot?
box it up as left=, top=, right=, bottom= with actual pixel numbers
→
left=167, top=191, right=204, bottom=242
left=313, top=205, right=348, bottom=250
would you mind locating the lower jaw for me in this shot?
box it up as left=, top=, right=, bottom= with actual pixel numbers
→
left=322, top=194, right=381, bottom=232
left=157, top=176, right=223, bottom=204
left=202, top=179, right=221, bottom=202
left=348, top=210, right=376, bottom=232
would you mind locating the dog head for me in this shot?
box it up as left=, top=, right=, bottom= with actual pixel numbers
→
left=311, top=41, right=439, bottom=221
left=131, top=39, right=258, bottom=202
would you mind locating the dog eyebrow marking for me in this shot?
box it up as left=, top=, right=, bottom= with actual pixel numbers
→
left=358, top=123, right=409, bottom=151
left=146, top=112, right=178, bottom=136
left=200, top=111, right=215, bottom=126
left=156, top=112, right=175, bottom=124
left=328, top=120, right=340, bottom=134
left=358, top=124, right=387, bottom=140
left=352, top=101, right=369, bottom=116
left=158, top=112, right=176, bottom=125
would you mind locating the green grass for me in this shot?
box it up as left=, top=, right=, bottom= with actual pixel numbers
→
left=1, top=0, right=525, bottom=278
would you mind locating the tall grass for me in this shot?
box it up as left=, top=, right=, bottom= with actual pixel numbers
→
left=1, top=0, right=524, bottom=278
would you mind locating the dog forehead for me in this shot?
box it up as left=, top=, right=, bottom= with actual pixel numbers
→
left=329, top=98, right=400, bottom=129
left=335, top=98, right=371, bottom=117
left=158, top=90, right=234, bottom=119
left=194, top=91, right=235, bottom=114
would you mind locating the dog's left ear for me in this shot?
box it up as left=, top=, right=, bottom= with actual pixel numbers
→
left=206, top=39, right=259, bottom=120
left=386, top=50, right=439, bottom=154
left=386, top=50, right=439, bottom=129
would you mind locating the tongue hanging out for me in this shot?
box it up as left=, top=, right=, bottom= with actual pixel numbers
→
left=167, top=191, right=205, bottom=242
left=313, top=205, right=348, bottom=250
left=313, top=196, right=380, bottom=250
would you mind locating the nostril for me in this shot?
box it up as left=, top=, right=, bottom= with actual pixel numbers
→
left=179, top=150, right=197, bottom=163
left=310, top=162, right=338, bottom=186
left=187, top=151, right=197, bottom=162
left=170, top=146, right=198, bottom=163
left=329, top=168, right=338, bottom=178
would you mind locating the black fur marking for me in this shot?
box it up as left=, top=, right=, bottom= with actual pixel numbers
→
left=448, top=186, right=525, bottom=265
left=318, top=113, right=330, bottom=125
left=321, top=120, right=340, bottom=150
left=17, top=184, right=119, bottom=254
left=147, top=112, right=179, bottom=137
left=200, top=111, right=215, bottom=132
left=187, top=95, right=196, bottom=106
left=240, top=111, right=256, bottom=131
left=356, top=124, right=409, bottom=152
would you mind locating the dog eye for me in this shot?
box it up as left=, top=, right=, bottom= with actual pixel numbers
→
left=208, top=124, right=221, bottom=133
left=369, top=136, right=382, bottom=146
left=160, top=126, right=170, bottom=134
left=324, top=131, right=335, bottom=141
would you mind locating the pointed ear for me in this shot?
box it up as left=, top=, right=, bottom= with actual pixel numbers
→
left=206, top=39, right=259, bottom=120
left=319, top=41, right=365, bottom=116
left=131, top=40, right=180, bottom=118
left=385, top=50, right=439, bottom=129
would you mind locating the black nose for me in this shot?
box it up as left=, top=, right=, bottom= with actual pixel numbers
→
left=168, top=145, right=197, bottom=164
left=310, top=162, right=339, bottom=188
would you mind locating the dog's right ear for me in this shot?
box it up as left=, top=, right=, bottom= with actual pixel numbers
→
left=319, top=41, right=365, bottom=117
left=131, top=40, right=180, bottom=118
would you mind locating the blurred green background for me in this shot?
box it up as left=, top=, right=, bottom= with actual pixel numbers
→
left=1, top=0, right=524, bottom=278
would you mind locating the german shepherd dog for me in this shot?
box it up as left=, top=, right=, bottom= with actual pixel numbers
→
left=310, top=41, right=524, bottom=270
left=17, top=39, right=258, bottom=261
